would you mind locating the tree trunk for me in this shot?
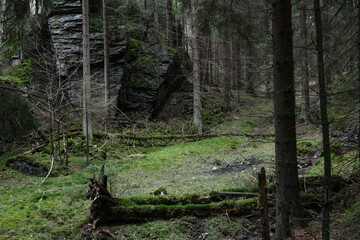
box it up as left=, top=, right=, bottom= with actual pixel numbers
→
left=82, top=0, right=93, bottom=166
left=258, top=167, right=270, bottom=240
left=234, top=40, right=242, bottom=102
left=153, top=0, right=160, bottom=43
left=191, top=0, right=204, bottom=134
left=166, top=0, right=173, bottom=47
left=322, top=4, right=332, bottom=90
left=272, top=0, right=302, bottom=238
left=264, top=0, right=272, bottom=99
left=103, top=0, right=111, bottom=117
left=57, top=122, right=62, bottom=164
left=35, top=0, right=39, bottom=14
left=358, top=1, right=360, bottom=163
left=222, top=31, right=231, bottom=111
left=300, top=2, right=310, bottom=124
left=314, top=1, right=332, bottom=239
left=246, top=42, right=255, bottom=96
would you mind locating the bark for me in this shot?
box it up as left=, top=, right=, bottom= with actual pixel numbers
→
left=82, top=0, right=93, bottom=166
left=153, top=0, right=160, bottom=43
left=234, top=40, right=242, bottom=102
left=264, top=0, right=272, bottom=99
left=64, top=123, right=69, bottom=166
left=166, top=0, right=173, bottom=47
left=314, top=1, right=332, bottom=239
left=272, top=0, right=302, bottom=238
left=191, top=0, right=204, bottom=134
left=246, top=42, right=255, bottom=96
left=49, top=73, right=57, bottom=162
left=358, top=1, right=360, bottom=163
left=204, top=37, right=211, bottom=85
left=258, top=167, right=270, bottom=240
left=222, top=31, right=231, bottom=111
left=300, top=2, right=310, bottom=124
left=57, top=122, right=62, bottom=164
left=209, top=39, right=214, bottom=85
left=103, top=0, right=110, bottom=117
left=322, top=4, right=332, bottom=90
left=35, top=0, right=39, bottom=14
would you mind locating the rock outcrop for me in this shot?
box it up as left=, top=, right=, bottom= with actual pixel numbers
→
left=48, top=0, right=185, bottom=118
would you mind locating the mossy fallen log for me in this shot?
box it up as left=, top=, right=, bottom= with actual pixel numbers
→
left=86, top=178, right=257, bottom=225
left=111, top=198, right=257, bottom=222
left=92, top=196, right=257, bottom=225
left=116, top=191, right=258, bottom=206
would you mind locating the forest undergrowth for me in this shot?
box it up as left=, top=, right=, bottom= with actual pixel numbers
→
left=0, top=91, right=359, bottom=240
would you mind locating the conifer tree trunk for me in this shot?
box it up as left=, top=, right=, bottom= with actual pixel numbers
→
left=154, top=0, right=160, bottom=43
left=314, top=1, right=332, bottom=239
left=166, top=0, right=173, bottom=47
left=246, top=42, right=255, bottom=96
left=221, top=31, right=231, bottom=111
left=191, top=0, right=204, bottom=134
left=300, top=1, right=310, bottom=124
left=272, top=0, right=302, bottom=238
left=358, top=1, right=360, bottom=163
left=264, top=0, right=272, bottom=99
left=235, top=41, right=242, bottom=102
left=82, top=0, right=93, bottom=166
left=322, top=6, right=332, bottom=90
left=103, top=0, right=110, bottom=117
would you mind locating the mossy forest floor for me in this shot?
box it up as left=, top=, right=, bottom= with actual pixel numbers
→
left=0, top=90, right=359, bottom=239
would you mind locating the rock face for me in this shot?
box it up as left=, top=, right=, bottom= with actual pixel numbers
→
left=48, top=0, right=185, bottom=118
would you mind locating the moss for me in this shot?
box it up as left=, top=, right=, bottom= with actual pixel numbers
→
left=222, top=186, right=259, bottom=193
left=129, top=38, right=143, bottom=49
left=300, top=192, right=323, bottom=203
left=111, top=198, right=257, bottom=221
left=297, top=141, right=316, bottom=157
left=206, top=215, right=249, bottom=240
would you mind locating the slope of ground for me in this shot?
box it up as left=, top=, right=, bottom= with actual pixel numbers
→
left=0, top=89, right=358, bottom=239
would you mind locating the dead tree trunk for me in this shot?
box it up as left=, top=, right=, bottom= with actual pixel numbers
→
left=258, top=167, right=270, bottom=240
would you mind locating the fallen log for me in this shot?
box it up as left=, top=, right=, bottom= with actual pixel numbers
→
left=89, top=193, right=257, bottom=225
left=85, top=169, right=342, bottom=229
left=85, top=173, right=258, bottom=225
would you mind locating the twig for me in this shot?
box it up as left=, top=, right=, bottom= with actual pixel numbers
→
left=41, top=157, right=54, bottom=183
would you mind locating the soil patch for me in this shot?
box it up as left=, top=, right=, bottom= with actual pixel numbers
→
left=210, top=158, right=260, bottom=175
left=6, top=156, right=48, bottom=177
left=188, top=217, right=208, bottom=239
